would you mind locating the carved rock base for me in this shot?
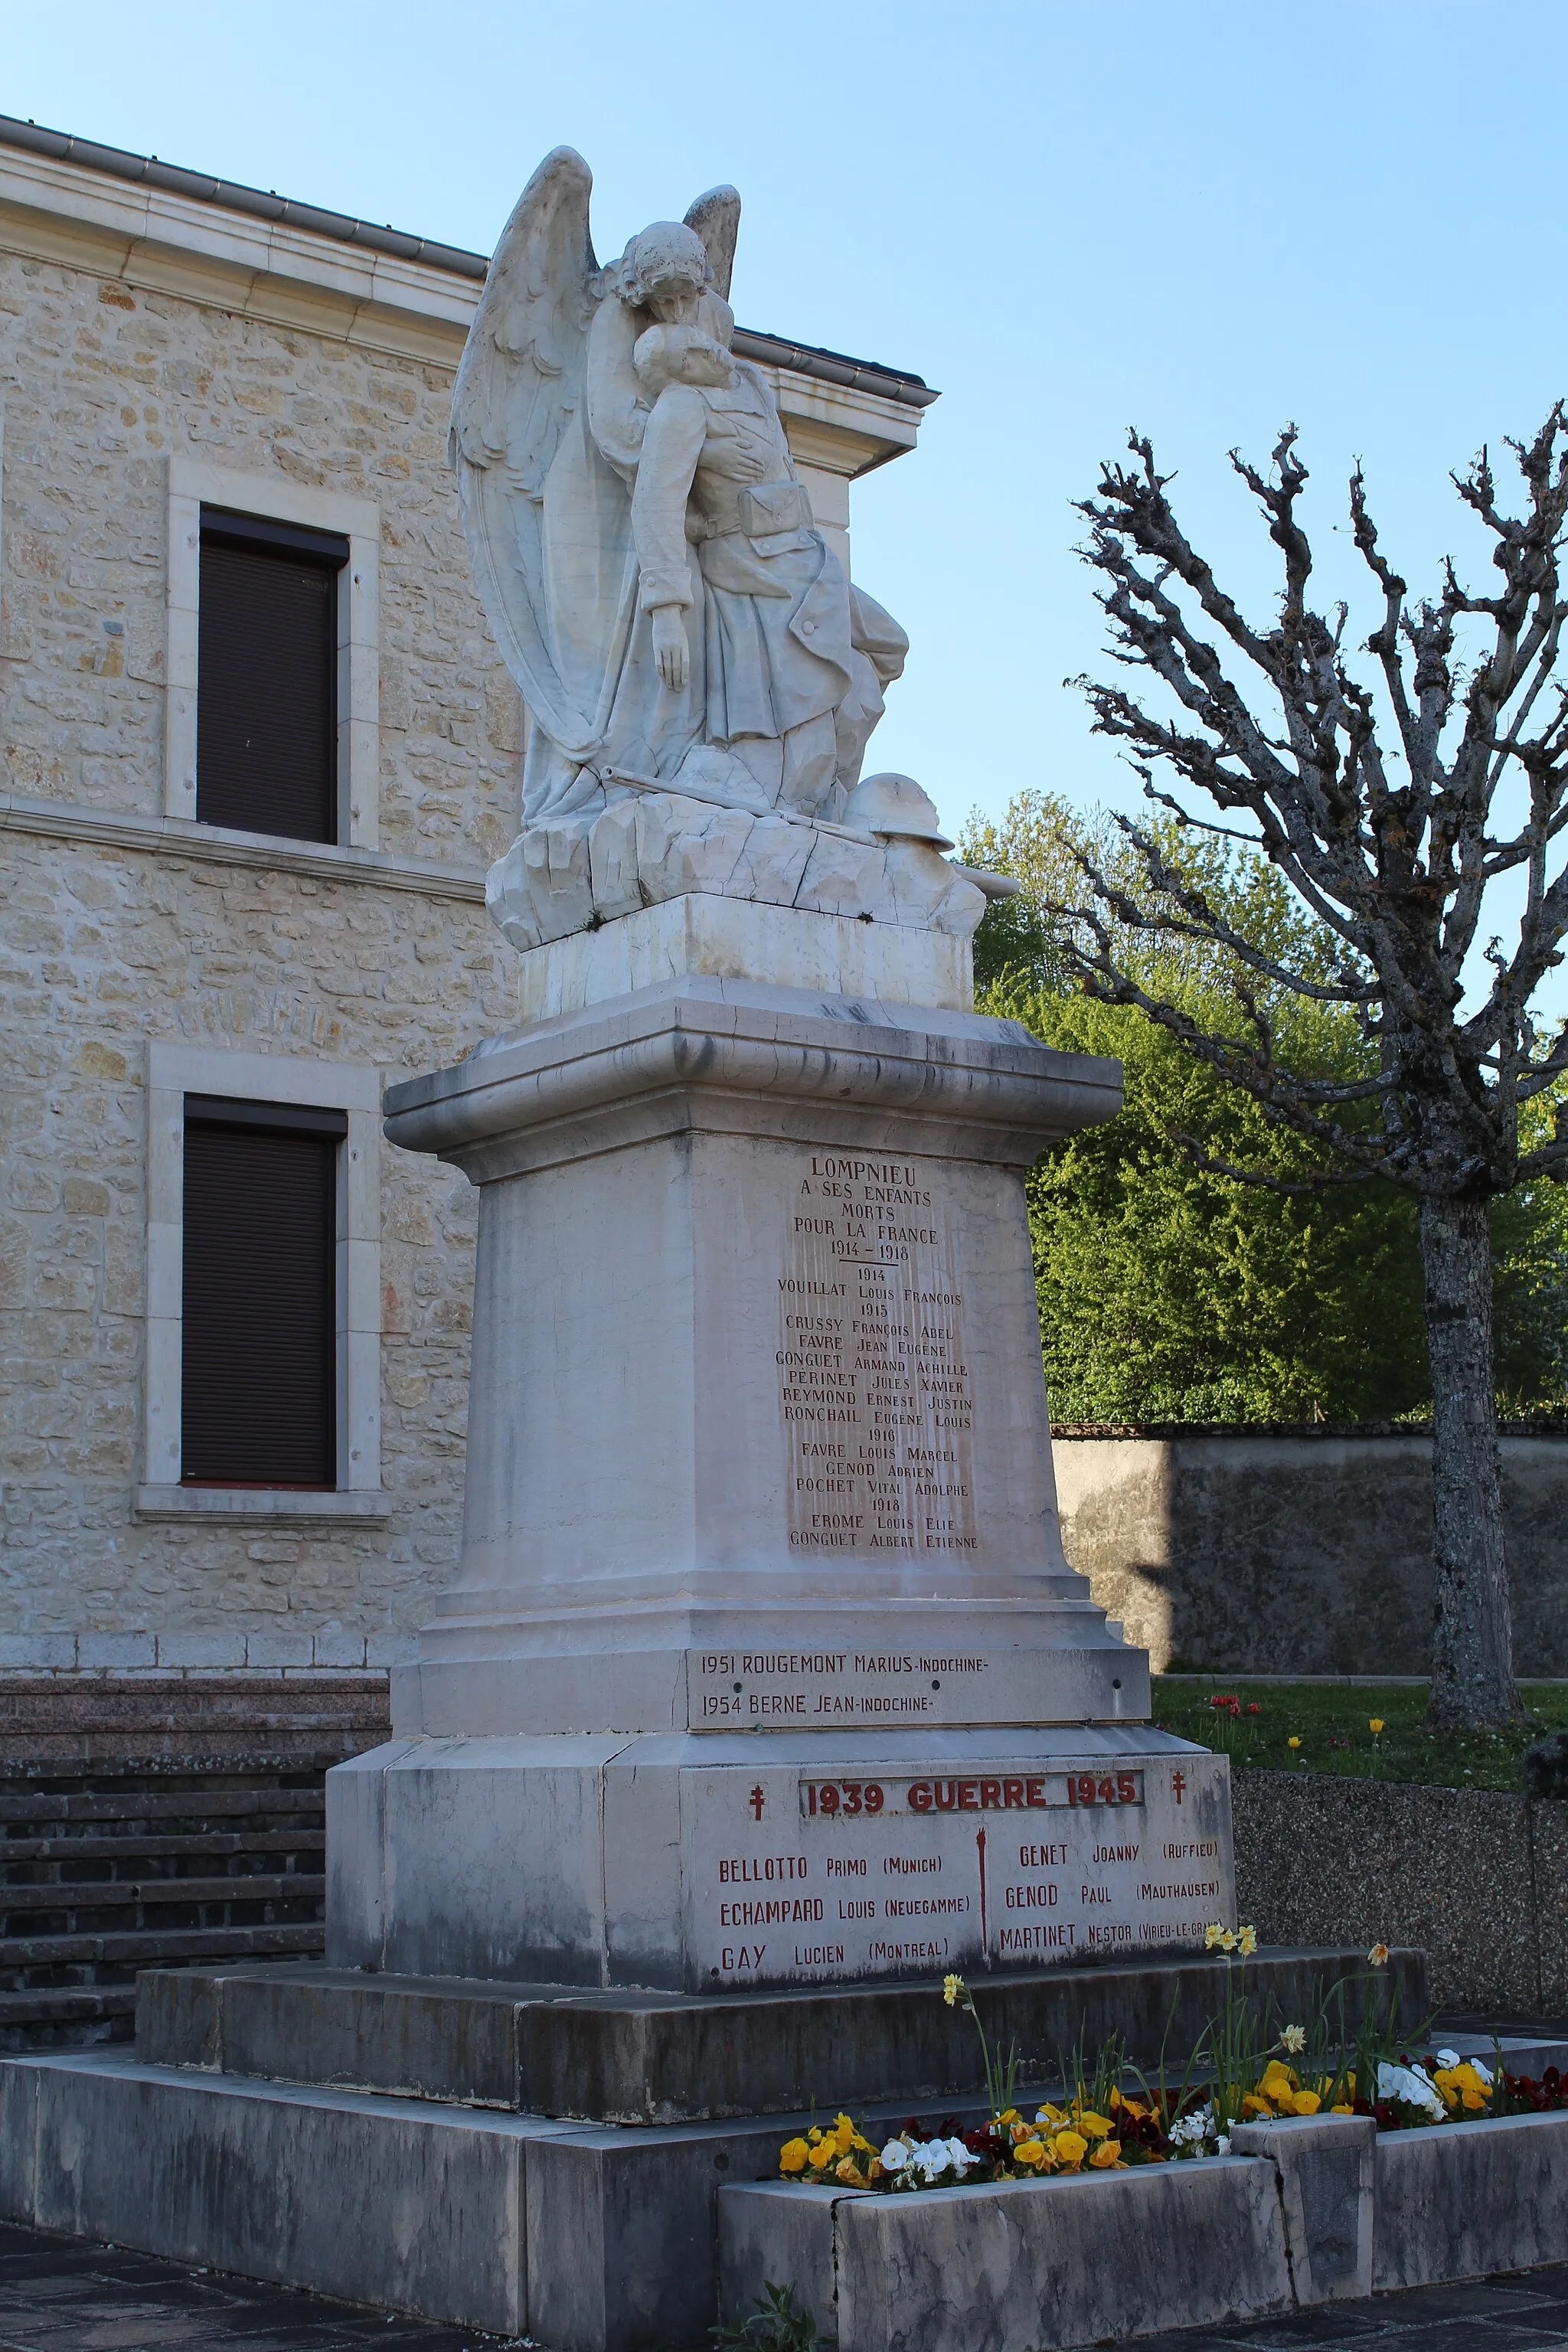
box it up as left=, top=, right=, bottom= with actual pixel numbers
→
left=485, top=790, right=987, bottom=952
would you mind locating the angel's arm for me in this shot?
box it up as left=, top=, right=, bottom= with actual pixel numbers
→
left=632, top=387, right=707, bottom=611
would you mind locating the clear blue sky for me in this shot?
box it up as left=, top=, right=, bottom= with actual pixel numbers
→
left=3, top=1, right=1564, bottom=880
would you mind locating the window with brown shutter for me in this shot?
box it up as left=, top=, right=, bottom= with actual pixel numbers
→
left=181, top=1096, right=348, bottom=1488
left=196, top=508, right=350, bottom=844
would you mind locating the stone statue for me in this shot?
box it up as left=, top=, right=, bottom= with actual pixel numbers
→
left=452, top=147, right=998, bottom=953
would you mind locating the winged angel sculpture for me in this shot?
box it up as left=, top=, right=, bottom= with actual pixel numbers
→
left=454, top=147, right=986, bottom=951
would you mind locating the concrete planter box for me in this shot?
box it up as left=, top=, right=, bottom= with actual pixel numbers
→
left=1374, top=2109, right=1568, bottom=2291
left=722, top=2163, right=1293, bottom=2351
left=721, top=2110, right=1568, bottom=2352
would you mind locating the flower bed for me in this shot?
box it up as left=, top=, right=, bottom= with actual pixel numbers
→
left=769, top=1940, right=1568, bottom=2194
left=724, top=2109, right=1568, bottom=2351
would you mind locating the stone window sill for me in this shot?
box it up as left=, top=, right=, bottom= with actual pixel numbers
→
left=132, top=1485, right=391, bottom=1526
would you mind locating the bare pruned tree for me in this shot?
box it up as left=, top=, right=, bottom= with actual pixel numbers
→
left=1060, top=405, right=1568, bottom=1730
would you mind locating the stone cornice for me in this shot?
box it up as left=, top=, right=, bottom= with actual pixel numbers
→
left=384, top=976, right=1124, bottom=1178
left=0, top=789, right=488, bottom=903
left=0, top=144, right=475, bottom=367
left=0, top=145, right=930, bottom=475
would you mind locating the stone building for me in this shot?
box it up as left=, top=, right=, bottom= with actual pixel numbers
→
left=0, top=117, right=933, bottom=2032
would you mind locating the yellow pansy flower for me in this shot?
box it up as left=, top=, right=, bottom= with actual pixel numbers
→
left=1292, top=2090, right=1321, bottom=2116
left=1054, top=2130, right=1088, bottom=2166
left=779, top=2138, right=808, bottom=2174
left=1077, top=2110, right=1113, bottom=2139
left=1014, top=2139, right=1045, bottom=2168
left=1089, top=2139, right=1122, bottom=2169
left=808, top=2140, right=835, bottom=2170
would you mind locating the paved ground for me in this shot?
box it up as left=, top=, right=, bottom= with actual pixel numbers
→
left=3, top=2224, right=1568, bottom=2351
left=1135, top=2270, right=1568, bottom=2350
left=0, top=2224, right=527, bottom=2350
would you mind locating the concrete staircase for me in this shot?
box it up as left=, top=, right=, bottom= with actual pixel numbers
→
left=0, top=1676, right=390, bottom=2050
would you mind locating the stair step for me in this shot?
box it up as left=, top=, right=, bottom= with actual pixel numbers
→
left=0, top=1922, right=325, bottom=1969
left=0, top=1787, right=325, bottom=1823
left=0, top=1830, right=325, bottom=1865
left=0, top=1988, right=137, bottom=2024
left=0, top=1872, right=322, bottom=1914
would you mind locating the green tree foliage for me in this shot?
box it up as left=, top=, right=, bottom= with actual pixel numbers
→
left=965, top=795, right=1567, bottom=1426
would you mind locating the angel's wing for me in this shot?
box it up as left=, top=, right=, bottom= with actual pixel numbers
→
left=451, top=147, right=612, bottom=758
left=684, top=185, right=740, bottom=302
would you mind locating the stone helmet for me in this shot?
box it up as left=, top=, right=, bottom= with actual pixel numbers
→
left=842, top=773, right=954, bottom=851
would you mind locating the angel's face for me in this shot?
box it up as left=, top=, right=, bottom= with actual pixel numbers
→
left=645, top=275, right=704, bottom=326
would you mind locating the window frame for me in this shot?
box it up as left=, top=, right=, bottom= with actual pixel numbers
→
left=165, top=459, right=381, bottom=851
left=137, top=1041, right=386, bottom=1524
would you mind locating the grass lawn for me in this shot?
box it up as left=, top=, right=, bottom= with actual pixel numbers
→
left=1150, top=1676, right=1568, bottom=1794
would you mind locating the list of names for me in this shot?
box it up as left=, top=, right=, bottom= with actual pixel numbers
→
left=779, top=1152, right=977, bottom=1558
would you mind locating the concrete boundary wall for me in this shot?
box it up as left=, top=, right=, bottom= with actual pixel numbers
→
left=1053, top=1432, right=1568, bottom=1676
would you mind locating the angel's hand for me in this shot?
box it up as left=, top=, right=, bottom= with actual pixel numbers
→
left=651, top=605, right=690, bottom=691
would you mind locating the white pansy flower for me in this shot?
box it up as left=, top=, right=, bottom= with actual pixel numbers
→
left=1377, top=2062, right=1446, bottom=2121
left=1434, top=2049, right=1462, bottom=2069
left=880, top=2140, right=910, bottom=2170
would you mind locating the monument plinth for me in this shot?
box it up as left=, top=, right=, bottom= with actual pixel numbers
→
left=328, top=906, right=1232, bottom=1991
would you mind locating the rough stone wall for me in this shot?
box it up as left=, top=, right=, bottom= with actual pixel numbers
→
left=1054, top=1434, right=1568, bottom=1677
left=0, top=245, right=522, bottom=1657
left=0, top=250, right=520, bottom=865
left=1233, top=1770, right=1567, bottom=2014
left=0, top=829, right=514, bottom=1653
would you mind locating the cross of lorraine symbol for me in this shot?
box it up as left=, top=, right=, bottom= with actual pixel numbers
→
left=749, top=1785, right=765, bottom=1820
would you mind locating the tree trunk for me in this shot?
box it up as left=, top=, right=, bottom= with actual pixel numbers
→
left=1419, top=1194, right=1521, bottom=1730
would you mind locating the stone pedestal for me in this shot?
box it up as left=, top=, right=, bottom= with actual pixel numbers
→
left=330, top=905, right=1233, bottom=1991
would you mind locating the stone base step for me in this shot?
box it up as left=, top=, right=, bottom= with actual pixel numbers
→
left=0, top=2047, right=856, bottom=2345
left=136, top=1944, right=1429, bottom=2124
left=5, top=2037, right=1567, bottom=2350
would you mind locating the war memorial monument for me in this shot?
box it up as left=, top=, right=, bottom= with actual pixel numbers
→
left=6, top=150, right=1451, bottom=2349
left=321, top=146, right=1234, bottom=1993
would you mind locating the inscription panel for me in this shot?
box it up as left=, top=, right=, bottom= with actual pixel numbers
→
left=683, top=1752, right=1233, bottom=1988
left=685, top=1646, right=1141, bottom=1730
left=780, top=1152, right=977, bottom=1559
